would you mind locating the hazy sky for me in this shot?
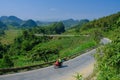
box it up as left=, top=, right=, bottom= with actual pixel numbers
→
left=0, top=0, right=120, bottom=21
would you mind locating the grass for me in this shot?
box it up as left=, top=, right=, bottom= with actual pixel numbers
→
left=0, top=29, right=22, bottom=45
left=60, top=40, right=96, bottom=58
left=12, top=55, right=45, bottom=67
left=74, top=73, right=83, bottom=80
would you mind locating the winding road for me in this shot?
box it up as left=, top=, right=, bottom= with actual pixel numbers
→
left=0, top=38, right=111, bottom=80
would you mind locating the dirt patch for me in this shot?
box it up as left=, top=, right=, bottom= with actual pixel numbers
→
left=60, top=62, right=94, bottom=80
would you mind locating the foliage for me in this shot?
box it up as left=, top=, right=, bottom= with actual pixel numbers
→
left=95, top=35, right=120, bottom=80
left=0, top=43, right=7, bottom=59
left=80, top=12, right=120, bottom=36
left=91, top=29, right=103, bottom=43
left=74, top=73, right=83, bottom=80
left=31, top=46, right=59, bottom=62
left=9, top=30, right=50, bottom=55
left=0, top=55, right=14, bottom=68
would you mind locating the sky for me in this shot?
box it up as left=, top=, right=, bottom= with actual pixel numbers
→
left=0, top=0, right=120, bottom=21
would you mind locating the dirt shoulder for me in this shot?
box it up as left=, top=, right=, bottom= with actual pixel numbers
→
left=60, top=62, right=95, bottom=80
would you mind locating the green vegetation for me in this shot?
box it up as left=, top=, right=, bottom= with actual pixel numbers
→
left=74, top=73, right=83, bottom=80
left=0, top=55, right=14, bottom=68
left=0, top=29, right=22, bottom=45
left=80, top=12, right=120, bottom=36
left=31, top=36, right=96, bottom=62
left=95, top=34, right=120, bottom=80
left=0, top=33, right=96, bottom=68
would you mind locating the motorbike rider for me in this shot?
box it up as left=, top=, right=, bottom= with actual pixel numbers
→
left=55, top=58, right=63, bottom=67
left=58, top=58, right=62, bottom=67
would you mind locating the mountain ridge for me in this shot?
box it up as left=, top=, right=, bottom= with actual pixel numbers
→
left=0, top=16, right=89, bottom=29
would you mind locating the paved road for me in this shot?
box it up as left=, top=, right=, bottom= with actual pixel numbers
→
left=0, top=49, right=96, bottom=80
left=100, top=38, right=112, bottom=45
left=0, top=38, right=111, bottom=80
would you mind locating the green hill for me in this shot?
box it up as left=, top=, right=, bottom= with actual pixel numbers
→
left=0, top=16, right=22, bottom=27
left=80, top=12, right=120, bottom=35
left=21, top=19, right=37, bottom=28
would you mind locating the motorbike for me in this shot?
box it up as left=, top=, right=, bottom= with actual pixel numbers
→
left=54, top=61, right=63, bottom=69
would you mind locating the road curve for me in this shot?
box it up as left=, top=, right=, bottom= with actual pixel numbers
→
left=0, top=38, right=111, bottom=80
left=0, top=49, right=96, bottom=80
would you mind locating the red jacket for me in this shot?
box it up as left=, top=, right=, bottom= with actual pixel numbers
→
left=55, top=61, right=59, bottom=66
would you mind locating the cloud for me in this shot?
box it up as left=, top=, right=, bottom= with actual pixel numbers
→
left=49, top=8, right=56, bottom=11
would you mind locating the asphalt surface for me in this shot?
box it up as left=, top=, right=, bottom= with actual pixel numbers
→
left=0, top=49, right=96, bottom=80
left=0, top=38, right=111, bottom=80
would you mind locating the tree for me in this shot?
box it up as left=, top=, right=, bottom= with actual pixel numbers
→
left=55, top=22, right=65, bottom=34
left=31, top=46, right=59, bottom=62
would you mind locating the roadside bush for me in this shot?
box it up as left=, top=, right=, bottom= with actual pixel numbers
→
left=74, top=73, right=83, bottom=80
left=95, top=35, right=120, bottom=80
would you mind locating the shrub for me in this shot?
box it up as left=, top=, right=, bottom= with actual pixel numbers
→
left=95, top=36, right=120, bottom=80
left=0, top=55, right=14, bottom=68
left=74, top=73, right=83, bottom=80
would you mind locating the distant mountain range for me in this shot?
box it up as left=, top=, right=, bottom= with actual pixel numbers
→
left=0, top=16, right=39, bottom=28
left=0, top=16, right=89, bottom=29
left=0, top=16, right=22, bottom=24
left=61, top=19, right=89, bottom=29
